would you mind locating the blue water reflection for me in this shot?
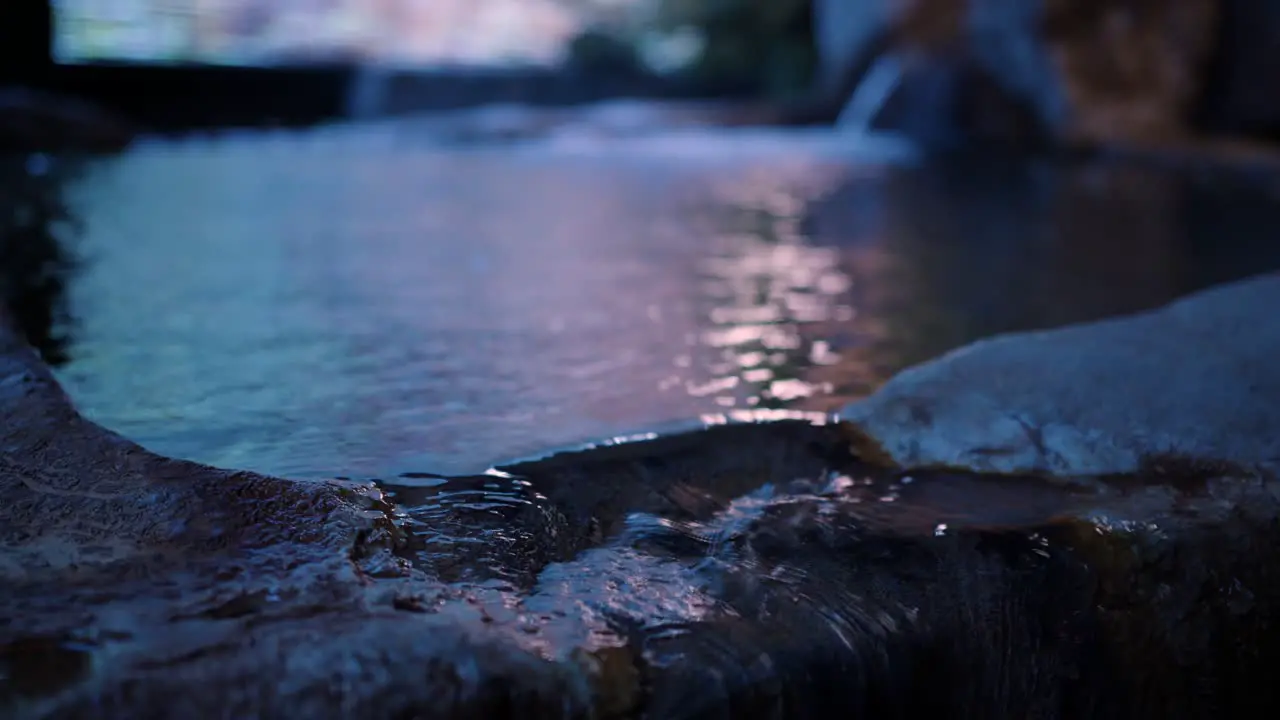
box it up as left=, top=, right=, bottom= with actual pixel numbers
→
left=52, top=121, right=1280, bottom=479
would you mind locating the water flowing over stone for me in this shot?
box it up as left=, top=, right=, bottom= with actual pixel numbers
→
left=6, top=277, right=1280, bottom=717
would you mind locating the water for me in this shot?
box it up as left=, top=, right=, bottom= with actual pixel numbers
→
left=49, top=115, right=1280, bottom=481
left=11, top=120, right=1280, bottom=712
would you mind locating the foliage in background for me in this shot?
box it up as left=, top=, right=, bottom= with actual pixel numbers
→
left=564, top=0, right=817, bottom=100
left=649, top=0, right=816, bottom=98
left=564, top=28, right=651, bottom=80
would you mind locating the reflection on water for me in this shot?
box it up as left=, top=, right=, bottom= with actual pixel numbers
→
left=690, top=170, right=855, bottom=411
left=50, top=123, right=1280, bottom=479
left=54, top=131, right=876, bottom=478
left=803, top=159, right=1280, bottom=385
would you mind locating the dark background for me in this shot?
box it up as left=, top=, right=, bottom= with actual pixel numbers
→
left=0, top=0, right=748, bottom=133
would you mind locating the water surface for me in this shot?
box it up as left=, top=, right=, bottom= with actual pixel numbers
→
left=52, top=120, right=1280, bottom=479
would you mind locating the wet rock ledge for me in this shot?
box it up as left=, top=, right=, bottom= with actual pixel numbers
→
left=4, top=276, right=1280, bottom=719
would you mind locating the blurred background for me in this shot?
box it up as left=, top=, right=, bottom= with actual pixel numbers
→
left=47, top=0, right=812, bottom=85
left=4, top=0, right=1280, bottom=480
left=53, top=0, right=633, bottom=68
left=5, top=0, right=818, bottom=127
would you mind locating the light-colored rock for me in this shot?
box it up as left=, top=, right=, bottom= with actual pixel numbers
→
left=841, top=272, right=1280, bottom=476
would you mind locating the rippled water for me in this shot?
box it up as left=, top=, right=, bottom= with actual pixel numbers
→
left=11, top=116, right=1280, bottom=717
left=51, top=118, right=1280, bottom=480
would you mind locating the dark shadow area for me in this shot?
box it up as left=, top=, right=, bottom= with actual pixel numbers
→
left=0, top=0, right=362, bottom=131
left=29, top=64, right=356, bottom=133
left=1194, top=0, right=1280, bottom=142
left=0, top=156, right=80, bottom=366
left=367, top=422, right=1280, bottom=718
left=802, top=157, right=1280, bottom=378
left=25, top=64, right=737, bottom=135
left=0, top=0, right=789, bottom=135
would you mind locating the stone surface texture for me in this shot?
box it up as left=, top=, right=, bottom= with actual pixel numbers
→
left=0, top=304, right=605, bottom=719
left=6, top=271, right=1280, bottom=718
left=842, top=272, right=1280, bottom=477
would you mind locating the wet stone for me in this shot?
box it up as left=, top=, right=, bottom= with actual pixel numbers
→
left=839, top=273, right=1280, bottom=478
left=3, top=306, right=1280, bottom=718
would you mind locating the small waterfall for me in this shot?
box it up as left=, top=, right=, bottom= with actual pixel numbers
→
left=835, top=53, right=905, bottom=133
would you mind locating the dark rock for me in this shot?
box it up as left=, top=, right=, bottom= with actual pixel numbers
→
left=4, top=298, right=1280, bottom=717
left=1197, top=0, right=1280, bottom=140
left=807, top=0, right=1280, bottom=153
left=0, top=88, right=135, bottom=155
left=0, top=156, right=80, bottom=366
left=841, top=272, right=1280, bottom=477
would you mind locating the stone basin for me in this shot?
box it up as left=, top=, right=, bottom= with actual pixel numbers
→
left=4, top=272, right=1280, bottom=718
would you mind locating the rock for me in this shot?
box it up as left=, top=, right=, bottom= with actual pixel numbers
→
left=0, top=306, right=596, bottom=718
left=0, top=88, right=135, bottom=155
left=841, top=272, right=1280, bottom=477
left=5, top=288, right=1280, bottom=717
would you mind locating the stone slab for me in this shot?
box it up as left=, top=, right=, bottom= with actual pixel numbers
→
left=842, top=272, right=1280, bottom=476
